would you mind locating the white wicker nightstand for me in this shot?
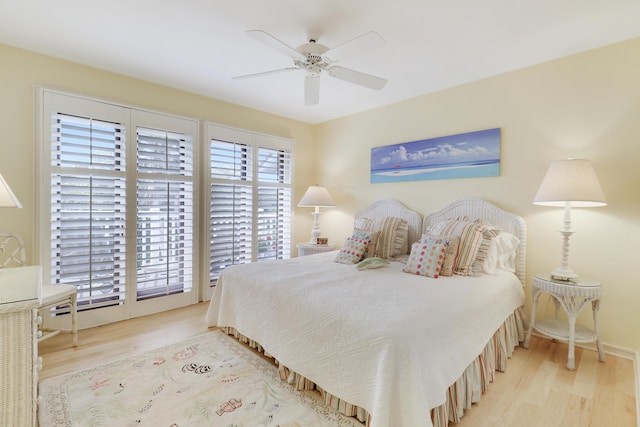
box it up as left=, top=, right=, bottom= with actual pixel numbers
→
left=0, top=266, right=42, bottom=427
left=296, top=243, right=336, bottom=257
left=524, top=273, right=605, bottom=370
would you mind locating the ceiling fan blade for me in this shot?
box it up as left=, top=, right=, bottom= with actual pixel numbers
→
left=324, top=31, right=385, bottom=63
left=246, top=30, right=306, bottom=61
left=327, top=66, right=387, bottom=90
left=305, top=74, right=320, bottom=106
left=233, top=67, right=299, bottom=80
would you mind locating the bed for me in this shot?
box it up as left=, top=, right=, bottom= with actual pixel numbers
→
left=206, top=197, right=527, bottom=427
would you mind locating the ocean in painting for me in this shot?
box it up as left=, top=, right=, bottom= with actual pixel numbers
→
left=371, top=160, right=499, bottom=183
left=370, top=128, right=501, bottom=184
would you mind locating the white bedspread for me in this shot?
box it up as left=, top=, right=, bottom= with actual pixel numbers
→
left=205, top=252, right=524, bottom=427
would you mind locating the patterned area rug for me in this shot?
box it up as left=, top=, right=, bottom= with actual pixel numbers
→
left=39, top=330, right=361, bottom=426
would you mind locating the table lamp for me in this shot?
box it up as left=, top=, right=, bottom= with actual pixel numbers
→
left=297, top=186, right=335, bottom=244
left=0, top=174, right=22, bottom=208
left=0, top=173, right=23, bottom=269
left=533, top=158, right=606, bottom=281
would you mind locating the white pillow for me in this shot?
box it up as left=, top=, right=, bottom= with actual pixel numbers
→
left=483, top=232, right=520, bottom=274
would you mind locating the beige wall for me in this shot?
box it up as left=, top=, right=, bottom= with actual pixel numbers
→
left=0, top=42, right=317, bottom=263
left=315, top=37, right=640, bottom=353
left=1, top=37, right=639, bottom=353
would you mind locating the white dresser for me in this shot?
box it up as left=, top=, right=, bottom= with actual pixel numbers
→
left=0, top=266, right=42, bottom=427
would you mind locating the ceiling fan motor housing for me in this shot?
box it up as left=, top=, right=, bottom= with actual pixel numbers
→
left=294, top=42, right=330, bottom=77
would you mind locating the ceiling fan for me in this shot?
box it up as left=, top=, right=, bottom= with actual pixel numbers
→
left=233, top=30, right=388, bottom=105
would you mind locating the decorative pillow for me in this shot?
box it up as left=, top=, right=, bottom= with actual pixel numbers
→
left=421, top=234, right=460, bottom=276
left=334, top=236, right=370, bottom=264
left=484, top=231, right=520, bottom=274
left=354, top=216, right=376, bottom=231
left=356, top=257, right=390, bottom=270
left=470, top=220, right=501, bottom=276
left=352, top=229, right=381, bottom=259
left=426, top=218, right=485, bottom=276
left=352, top=229, right=374, bottom=240
left=376, top=216, right=408, bottom=259
left=396, top=222, right=410, bottom=256
left=365, top=230, right=382, bottom=259
left=403, top=238, right=450, bottom=278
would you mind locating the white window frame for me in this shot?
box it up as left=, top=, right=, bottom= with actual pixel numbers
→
left=36, top=89, right=200, bottom=329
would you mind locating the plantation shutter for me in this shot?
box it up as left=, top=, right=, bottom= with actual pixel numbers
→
left=136, top=127, right=194, bottom=300
left=209, top=140, right=253, bottom=281
left=207, top=124, right=293, bottom=284
left=50, top=113, right=127, bottom=311
left=257, top=147, right=291, bottom=260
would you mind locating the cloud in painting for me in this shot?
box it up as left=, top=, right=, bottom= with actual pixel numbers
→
left=371, top=128, right=500, bottom=171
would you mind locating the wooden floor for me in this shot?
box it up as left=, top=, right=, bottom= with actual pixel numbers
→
left=39, top=303, right=637, bottom=426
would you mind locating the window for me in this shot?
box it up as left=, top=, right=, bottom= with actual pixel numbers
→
left=49, top=112, right=128, bottom=311
left=39, top=91, right=294, bottom=325
left=256, top=147, right=292, bottom=261
left=136, top=127, right=194, bottom=300
left=40, top=90, right=198, bottom=325
left=207, top=124, right=293, bottom=284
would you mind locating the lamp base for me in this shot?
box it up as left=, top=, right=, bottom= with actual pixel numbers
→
left=550, top=203, right=578, bottom=282
left=308, top=211, right=321, bottom=244
left=550, top=266, right=578, bottom=282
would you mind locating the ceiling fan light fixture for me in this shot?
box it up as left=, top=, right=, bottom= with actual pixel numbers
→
left=305, top=64, right=321, bottom=77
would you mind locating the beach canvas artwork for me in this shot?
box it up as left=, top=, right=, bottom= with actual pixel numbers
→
left=370, top=128, right=501, bottom=183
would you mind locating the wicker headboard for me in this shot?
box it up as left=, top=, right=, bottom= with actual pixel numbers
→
left=354, top=199, right=423, bottom=252
left=422, top=197, right=527, bottom=285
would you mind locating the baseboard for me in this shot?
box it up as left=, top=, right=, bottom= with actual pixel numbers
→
left=636, top=351, right=640, bottom=427
left=531, top=332, right=635, bottom=359
left=601, top=342, right=638, bottom=360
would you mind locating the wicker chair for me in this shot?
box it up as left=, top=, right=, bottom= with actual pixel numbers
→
left=0, top=233, right=78, bottom=347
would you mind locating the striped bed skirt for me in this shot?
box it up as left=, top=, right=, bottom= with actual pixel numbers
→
left=221, top=305, right=526, bottom=426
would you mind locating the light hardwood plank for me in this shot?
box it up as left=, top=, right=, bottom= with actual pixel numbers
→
left=457, top=336, right=636, bottom=427
left=39, top=303, right=637, bottom=426
left=39, top=302, right=211, bottom=380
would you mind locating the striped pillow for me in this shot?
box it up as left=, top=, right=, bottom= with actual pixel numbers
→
left=426, top=219, right=485, bottom=276
left=354, top=216, right=376, bottom=230
left=396, top=221, right=410, bottom=256
left=376, top=216, right=408, bottom=259
left=470, top=220, right=501, bottom=276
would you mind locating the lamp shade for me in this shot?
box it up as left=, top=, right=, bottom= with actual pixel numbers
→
left=297, top=186, right=335, bottom=208
left=0, top=174, right=22, bottom=208
left=533, top=158, right=606, bottom=208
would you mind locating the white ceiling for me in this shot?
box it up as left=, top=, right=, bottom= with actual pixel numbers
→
left=1, top=0, right=640, bottom=124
